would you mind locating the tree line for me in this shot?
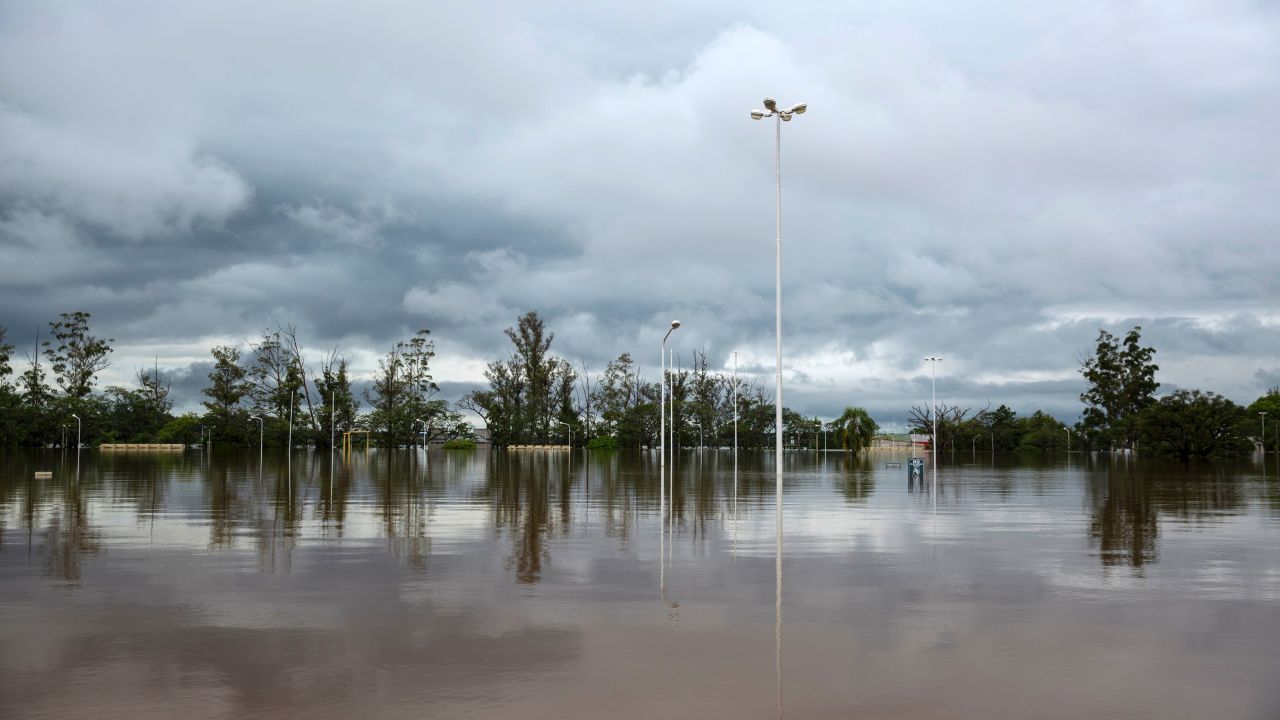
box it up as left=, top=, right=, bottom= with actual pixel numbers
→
left=3, top=314, right=1274, bottom=459
left=904, top=326, right=1278, bottom=460
left=0, top=314, right=468, bottom=448
left=460, top=311, right=878, bottom=451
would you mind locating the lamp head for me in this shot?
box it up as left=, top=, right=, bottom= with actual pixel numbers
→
left=763, top=97, right=777, bottom=111
left=789, top=102, right=807, bottom=114
left=750, top=110, right=765, bottom=120
left=671, top=320, right=681, bottom=329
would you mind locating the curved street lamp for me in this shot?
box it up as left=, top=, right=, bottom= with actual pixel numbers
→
left=249, top=415, right=264, bottom=449
left=660, top=320, right=681, bottom=523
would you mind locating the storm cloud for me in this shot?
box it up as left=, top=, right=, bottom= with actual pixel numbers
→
left=2, top=1, right=1278, bottom=429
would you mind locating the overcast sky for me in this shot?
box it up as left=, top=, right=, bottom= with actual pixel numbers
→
left=2, top=1, right=1278, bottom=430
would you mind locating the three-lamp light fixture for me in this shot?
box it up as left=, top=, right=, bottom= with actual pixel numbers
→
left=750, top=97, right=807, bottom=121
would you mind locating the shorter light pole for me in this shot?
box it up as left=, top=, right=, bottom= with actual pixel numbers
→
left=416, top=418, right=426, bottom=449
left=558, top=420, right=573, bottom=449
left=1260, top=412, right=1267, bottom=453
left=249, top=415, right=263, bottom=449
left=286, top=389, right=295, bottom=453
left=71, top=413, right=81, bottom=449
left=1065, top=427, right=1071, bottom=452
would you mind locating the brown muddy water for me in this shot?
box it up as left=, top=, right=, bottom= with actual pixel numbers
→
left=1, top=448, right=1278, bottom=719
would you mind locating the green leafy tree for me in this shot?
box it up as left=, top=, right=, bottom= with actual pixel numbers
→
left=1245, top=388, right=1280, bottom=452
left=831, top=406, right=878, bottom=455
left=505, top=311, right=559, bottom=442
left=246, top=330, right=304, bottom=431
left=590, top=353, right=651, bottom=448
left=315, top=351, right=359, bottom=448
left=1137, top=389, right=1248, bottom=461
left=157, top=413, right=203, bottom=445
left=1018, top=411, right=1068, bottom=452
left=1079, top=326, right=1159, bottom=450
left=0, top=326, right=12, bottom=385
left=44, top=311, right=114, bottom=400
left=365, top=329, right=446, bottom=447
left=463, top=354, right=525, bottom=447
left=465, top=312, right=579, bottom=446
left=988, top=404, right=1021, bottom=450
left=202, top=345, right=250, bottom=440
left=0, top=327, right=19, bottom=445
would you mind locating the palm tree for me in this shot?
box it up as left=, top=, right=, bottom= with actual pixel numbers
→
left=832, top=406, right=878, bottom=455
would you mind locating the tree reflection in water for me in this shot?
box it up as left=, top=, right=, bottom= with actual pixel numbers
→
left=1087, top=456, right=1246, bottom=571
left=487, top=451, right=559, bottom=584
left=1, top=447, right=1271, bottom=589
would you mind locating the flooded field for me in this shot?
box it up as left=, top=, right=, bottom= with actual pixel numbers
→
left=2, top=448, right=1278, bottom=719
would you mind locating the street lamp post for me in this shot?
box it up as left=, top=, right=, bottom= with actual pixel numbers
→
left=558, top=420, right=573, bottom=450
left=1261, top=412, right=1268, bottom=453
left=1065, top=426, right=1071, bottom=452
left=750, top=96, right=806, bottom=547
left=71, top=413, right=81, bottom=449
left=925, top=357, right=942, bottom=489
left=733, top=351, right=738, bottom=477
left=660, top=320, right=681, bottom=523
left=249, top=415, right=263, bottom=449
left=416, top=418, right=427, bottom=449
left=287, top=389, right=295, bottom=454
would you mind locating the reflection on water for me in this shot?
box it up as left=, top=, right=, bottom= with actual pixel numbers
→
left=1, top=448, right=1279, bottom=718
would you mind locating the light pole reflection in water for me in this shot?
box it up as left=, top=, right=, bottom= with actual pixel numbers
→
left=776, top=488, right=783, bottom=719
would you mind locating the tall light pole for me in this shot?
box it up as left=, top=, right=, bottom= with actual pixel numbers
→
left=416, top=418, right=427, bottom=449
left=1261, top=411, right=1268, bottom=453
left=925, top=357, right=942, bottom=489
left=71, top=413, right=81, bottom=449
left=249, top=415, right=263, bottom=450
left=733, top=351, right=738, bottom=477
left=558, top=420, right=573, bottom=449
left=1065, top=426, right=1071, bottom=452
left=286, top=389, right=295, bottom=454
left=660, top=320, right=681, bottom=523
left=750, top=96, right=807, bottom=547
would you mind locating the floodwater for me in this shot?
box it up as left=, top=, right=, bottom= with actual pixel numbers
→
left=1, top=448, right=1278, bottom=719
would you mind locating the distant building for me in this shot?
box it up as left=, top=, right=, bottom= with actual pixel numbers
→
left=909, top=434, right=931, bottom=448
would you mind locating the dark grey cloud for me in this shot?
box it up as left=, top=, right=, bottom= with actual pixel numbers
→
left=2, top=1, right=1278, bottom=423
